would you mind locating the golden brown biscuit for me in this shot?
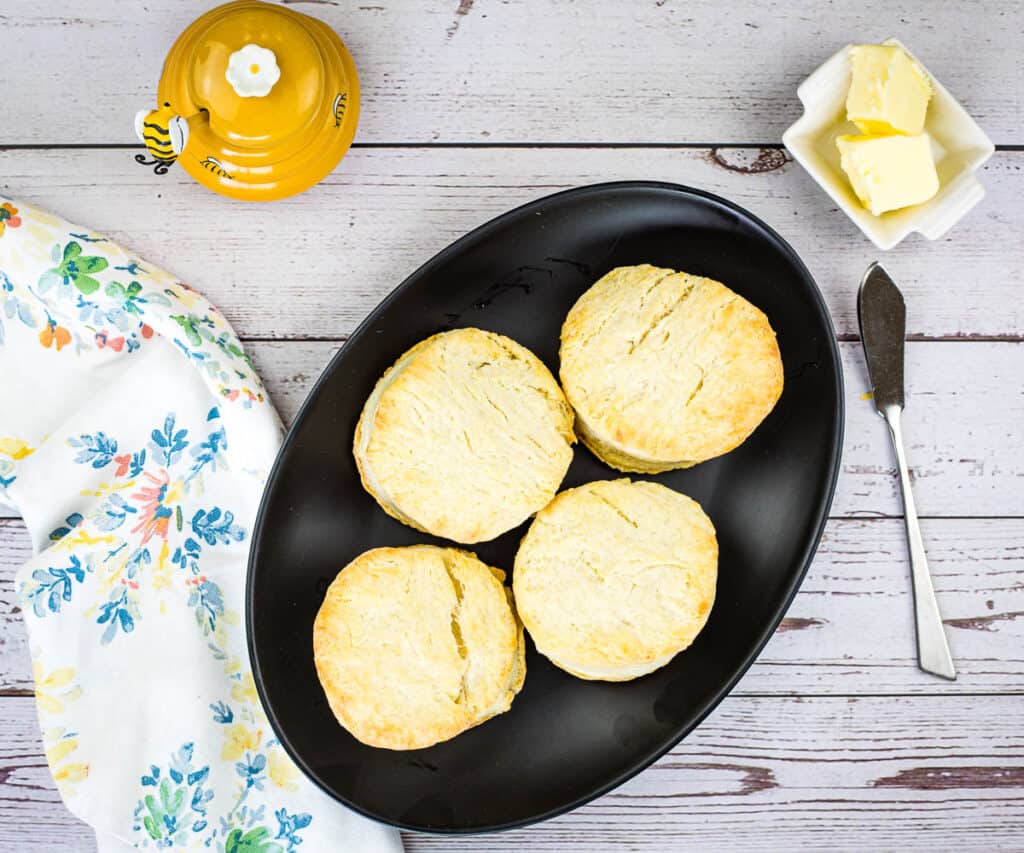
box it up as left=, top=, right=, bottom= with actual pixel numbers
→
left=313, top=545, right=525, bottom=750
left=560, top=265, right=783, bottom=472
left=513, top=479, right=717, bottom=681
left=354, top=328, right=575, bottom=544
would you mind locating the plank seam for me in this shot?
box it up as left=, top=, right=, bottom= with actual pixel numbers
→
left=2, top=142, right=1023, bottom=152
left=237, top=335, right=1024, bottom=344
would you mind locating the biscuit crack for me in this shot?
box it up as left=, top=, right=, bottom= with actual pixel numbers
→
left=441, top=556, right=471, bottom=706
left=493, top=378, right=574, bottom=439
left=636, top=270, right=675, bottom=312
left=477, top=390, right=510, bottom=425
left=682, top=366, right=705, bottom=409
left=573, top=272, right=672, bottom=355
left=628, top=279, right=697, bottom=355
left=593, top=493, right=640, bottom=528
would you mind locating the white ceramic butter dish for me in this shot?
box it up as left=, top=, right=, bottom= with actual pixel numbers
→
left=782, top=38, right=995, bottom=250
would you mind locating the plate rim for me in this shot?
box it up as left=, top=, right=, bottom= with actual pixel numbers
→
left=245, top=179, right=846, bottom=834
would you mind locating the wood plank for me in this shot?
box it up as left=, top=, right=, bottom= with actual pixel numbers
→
left=0, top=695, right=94, bottom=847
left=1, top=340, right=1020, bottom=521
left=2, top=692, right=1022, bottom=851
left=1, top=339, right=1020, bottom=518
left=2, top=514, right=1022, bottom=695
left=0, top=1, right=1020, bottom=145
left=1, top=147, right=1021, bottom=339
left=248, top=339, right=1024, bottom=520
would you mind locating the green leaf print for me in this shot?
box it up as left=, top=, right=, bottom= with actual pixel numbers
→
left=225, top=826, right=285, bottom=853
left=104, top=280, right=127, bottom=300
left=143, top=814, right=162, bottom=841
left=141, top=777, right=189, bottom=841
left=142, top=794, right=165, bottom=839
left=171, top=314, right=204, bottom=348
left=51, top=240, right=109, bottom=295
left=62, top=241, right=82, bottom=264
left=73, top=275, right=101, bottom=295
left=160, top=775, right=185, bottom=816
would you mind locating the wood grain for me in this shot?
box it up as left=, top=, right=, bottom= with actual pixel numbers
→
left=0, top=0, right=1020, bottom=145
left=2, top=1, right=1022, bottom=845
left=1, top=148, right=1021, bottom=339
left=240, top=341, right=1024, bottom=521
left=2, top=514, right=1022, bottom=696
left=2, top=339, right=1020, bottom=521
left=2, top=691, right=1022, bottom=852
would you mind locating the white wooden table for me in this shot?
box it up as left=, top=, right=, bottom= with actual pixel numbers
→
left=2, top=1, right=1022, bottom=849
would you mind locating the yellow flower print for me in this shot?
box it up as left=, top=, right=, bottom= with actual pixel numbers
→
left=42, top=728, right=89, bottom=796
left=53, top=528, right=116, bottom=554
left=32, top=662, right=89, bottom=797
left=221, top=722, right=262, bottom=761
left=231, top=673, right=258, bottom=706
left=152, top=540, right=173, bottom=592
left=33, top=663, right=83, bottom=715
left=0, top=438, right=34, bottom=460
left=268, top=745, right=300, bottom=792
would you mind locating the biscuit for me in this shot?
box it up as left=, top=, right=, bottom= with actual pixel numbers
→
left=354, top=328, right=576, bottom=543
left=512, top=479, right=717, bottom=681
left=560, top=265, right=783, bottom=472
left=313, top=545, right=526, bottom=750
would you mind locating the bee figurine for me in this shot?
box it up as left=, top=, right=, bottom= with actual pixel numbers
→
left=134, top=103, right=190, bottom=175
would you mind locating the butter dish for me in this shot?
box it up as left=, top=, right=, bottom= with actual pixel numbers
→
left=782, top=38, right=994, bottom=250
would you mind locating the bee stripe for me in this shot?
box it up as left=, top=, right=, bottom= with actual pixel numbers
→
left=142, top=121, right=170, bottom=133
left=143, top=136, right=175, bottom=152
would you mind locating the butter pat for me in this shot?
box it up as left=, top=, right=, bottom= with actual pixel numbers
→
left=836, top=134, right=939, bottom=216
left=846, top=44, right=932, bottom=135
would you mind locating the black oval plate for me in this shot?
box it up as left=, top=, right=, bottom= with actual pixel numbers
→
left=247, top=182, right=843, bottom=834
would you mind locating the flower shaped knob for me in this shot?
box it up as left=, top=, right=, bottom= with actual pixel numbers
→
left=225, top=44, right=281, bottom=98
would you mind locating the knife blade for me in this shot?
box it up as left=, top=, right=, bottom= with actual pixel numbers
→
left=858, top=262, right=905, bottom=413
left=857, top=262, right=956, bottom=680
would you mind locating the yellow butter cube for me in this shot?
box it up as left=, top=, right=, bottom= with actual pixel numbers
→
left=846, top=44, right=932, bottom=135
left=837, top=133, right=939, bottom=216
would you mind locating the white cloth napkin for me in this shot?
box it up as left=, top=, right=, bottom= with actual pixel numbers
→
left=0, top=196, right=401, bottom=853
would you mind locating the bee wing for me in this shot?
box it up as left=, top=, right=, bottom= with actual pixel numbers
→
left=169, top=116, right=190, bottom=155
left=134, top=110, right=150, bottom=143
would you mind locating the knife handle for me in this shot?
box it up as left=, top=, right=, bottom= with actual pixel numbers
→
left=882, top=406, right=957, bottom=680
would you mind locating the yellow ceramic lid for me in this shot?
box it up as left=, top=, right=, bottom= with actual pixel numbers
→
left=153, top=0, right=359, bottom=201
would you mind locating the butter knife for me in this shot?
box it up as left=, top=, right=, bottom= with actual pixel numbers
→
left=858, top=262, right=956, bottom=680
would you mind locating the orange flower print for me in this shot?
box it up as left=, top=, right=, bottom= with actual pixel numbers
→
left=39, top=319, right=72, bottom=351
left=0, top=202, right=21, bottom=237
left=130, top=470, right=173, bottom=544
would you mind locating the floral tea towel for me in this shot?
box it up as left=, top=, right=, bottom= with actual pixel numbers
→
left=0, top=196, right=401, bottom=853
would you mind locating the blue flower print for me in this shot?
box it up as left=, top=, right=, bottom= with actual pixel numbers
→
left=68, top=431, right=118, bottom=468
left=97, top=587, right=137, bottom=643
left=210, top=701, right=234, bottom=724
left=236, top=753, right=267, bottom=791
left=149, top=414, right=189, bottom=466
left=49, top=512, right=85, bottom=542
left=188, top=579, right=225, bottom=634
left=95, top=493, right=138, bottom=531
left=275, top=809, right=313, bottom=849
left=188, top=425, right=228, bottom=481
left=25, top=556, right=86, bottom=617
left=191, top=507, right=245, bottom=546
left=133, top=743, right=213, bottom=846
